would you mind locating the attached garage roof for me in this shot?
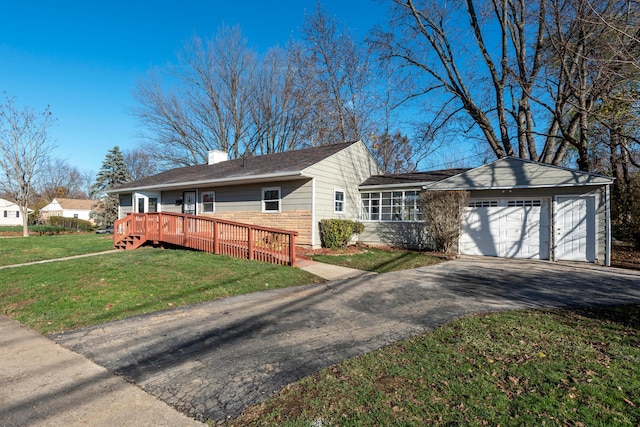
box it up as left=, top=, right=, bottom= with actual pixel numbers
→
left=424, top=157, right=613, bottom=191
left=359, top=168, right=469, bottom=189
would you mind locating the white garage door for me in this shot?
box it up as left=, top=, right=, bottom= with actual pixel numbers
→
left=460, top=199, right=550, bottom=259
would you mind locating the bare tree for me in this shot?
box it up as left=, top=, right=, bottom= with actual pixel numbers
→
left=374, top=0, right=639, bottom=171
left=134, top=25, right=257, bottom=168
left=289, top=5, right=375, bottom=146
left=249, top=47, right=307, bottom=154
left=124, top=148, right=158, bottom=181
left=370, top=131, right=416, bottom=173
left=0, top=96, right=55, bottom=236
left=37, top=158, right=86, bottom=202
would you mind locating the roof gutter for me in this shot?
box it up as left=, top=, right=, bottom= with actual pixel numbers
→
left=359, top=182, right=438, bottom=190
left=422, top=181, right=614, bottom=191
left=106, top=171, right=308, bottom=194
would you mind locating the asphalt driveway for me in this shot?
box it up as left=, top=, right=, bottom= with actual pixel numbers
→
left=51, top=256, right=640, bottom=424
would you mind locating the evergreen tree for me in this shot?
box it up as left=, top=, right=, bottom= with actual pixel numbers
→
left=90, top=146, right=131, bottom=227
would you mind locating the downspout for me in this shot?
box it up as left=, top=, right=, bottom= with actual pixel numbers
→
left=551, top=196, right=557, bottom=262
left=605, top=184, right=611, bottom=267
left=311, top=178, right=316, bottom=248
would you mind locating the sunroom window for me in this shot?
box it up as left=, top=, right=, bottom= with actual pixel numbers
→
left=360, top=190, right=422, bottom=221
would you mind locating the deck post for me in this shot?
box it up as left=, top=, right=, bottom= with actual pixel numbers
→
left=289, top=234, right=296, bottom=267
left=183, top=216, right=189, bottom=247
left=248, top=226, right=254, bottom=261
left=213, top=220, right=219, bottom=255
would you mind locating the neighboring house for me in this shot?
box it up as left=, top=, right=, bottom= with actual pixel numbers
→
left=109, top=141, right=614, bottom=265
left=0, top=198, right=32, bottom=226
left=40, top=198, right=95, bottom=223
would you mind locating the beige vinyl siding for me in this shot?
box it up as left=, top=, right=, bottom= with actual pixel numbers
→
left=160, top=190, right=185, bottom=214
left=118, top=194, right=133, bottom=217
left=196, top=179, right=312, bottom=213
left=158, top=180, right=313, bottom=215
left=304, top=141, right=381, bottom=246
left=427, top=157, right=612, bottom=190
left=359, top=221, right=432, bottom=250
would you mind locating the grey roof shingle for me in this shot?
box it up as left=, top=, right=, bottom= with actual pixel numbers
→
left=359, top=169, right=470, bottom=187
left=112, top=141, right=358, bottom=191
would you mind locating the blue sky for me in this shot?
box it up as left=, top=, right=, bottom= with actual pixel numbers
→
left=0, top=1, right=388, bottom=174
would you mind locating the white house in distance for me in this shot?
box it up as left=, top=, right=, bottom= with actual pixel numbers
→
left=40, top=198, right=95, bottom=223
left=0, top=198, right=33, bottom=226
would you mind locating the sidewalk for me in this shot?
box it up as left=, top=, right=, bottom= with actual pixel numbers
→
left=0, top=316, right=205, bottom=427
left=295, top=257, right=374, bottom=280
left=0, top=255, right=368, bottom=426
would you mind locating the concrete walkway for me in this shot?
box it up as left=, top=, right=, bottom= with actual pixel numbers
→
left=295, top=257, right=374, bottom=280
left=43, top=257, right=639, bottom=424
left=0, top=250, right=119, bottom=270
left=0, top=316, right=205, bottom=427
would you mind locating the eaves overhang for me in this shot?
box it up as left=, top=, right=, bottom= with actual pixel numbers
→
left=422, top=181, right=613, bottom=191
left=106, top=171, right=309, bottom=194
left=359, top=182, right=437, bottom=191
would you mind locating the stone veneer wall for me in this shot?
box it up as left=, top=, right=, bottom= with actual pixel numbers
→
left=207, top=210, right=313, bottom=247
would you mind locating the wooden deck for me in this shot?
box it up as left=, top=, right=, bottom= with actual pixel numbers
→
left=113, top=212, right=298, bottom=266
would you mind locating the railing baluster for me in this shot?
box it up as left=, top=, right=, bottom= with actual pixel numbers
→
left=114, top=212, right=297, bottom=266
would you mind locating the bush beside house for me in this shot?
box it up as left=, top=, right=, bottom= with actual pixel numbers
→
left=320, top=219, right=365, bottom=249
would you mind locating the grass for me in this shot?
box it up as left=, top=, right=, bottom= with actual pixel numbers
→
left=0, top=247, right=322, bottom=334
left=232, top=305, right=640, bottom=426
left=0, top=233, right=115, bottom=266
left=312, top=246, right=443, bottom=273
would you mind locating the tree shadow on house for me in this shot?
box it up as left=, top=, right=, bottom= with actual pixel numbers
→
left=374, top=221, right=435, bottom=251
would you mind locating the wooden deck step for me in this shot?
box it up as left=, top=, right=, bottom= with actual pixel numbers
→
left=115, top=234, right=145, bottom=250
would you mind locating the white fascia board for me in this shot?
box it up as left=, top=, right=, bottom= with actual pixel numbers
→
left=422, top=181, right=613, bottom=191
left=107, top=171, right=308, bottom=194
left=359, top=182, right=434, bottom=190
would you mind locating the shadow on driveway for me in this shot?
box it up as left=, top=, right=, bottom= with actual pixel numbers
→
left=51, top=256, right=640, bottom=423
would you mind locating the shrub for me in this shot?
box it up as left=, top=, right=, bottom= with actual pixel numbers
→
left=48, top=216, right=94, bottom=232
left=419, top=190, right=469, bottom=253
left=319, top=219, right=365, bottom=249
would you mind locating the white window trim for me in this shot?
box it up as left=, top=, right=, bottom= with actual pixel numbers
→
left=334, top=188, right=345, bottom=214
left=262, top=186, right=281, bottom=213
left=201, top=191, right=216, bottom=214
left=360, top=189, right=422, bottom=222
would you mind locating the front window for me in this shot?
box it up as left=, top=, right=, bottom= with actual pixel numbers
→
left=262, top=187, right=281, bottom=213
left=360, top=190, right=422, bottom=222
left=334, top=189, right=345, bottom=213
left=201, top=192, right=215, bottom=213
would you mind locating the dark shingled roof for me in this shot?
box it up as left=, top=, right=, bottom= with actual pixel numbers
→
left=360, top=168, right=470, bottom=186
left=112, top=141, right=359, bottom=191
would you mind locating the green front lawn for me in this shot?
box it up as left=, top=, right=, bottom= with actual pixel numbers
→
left=312, top=247, right=443, bottom=273
left=0, top=233, right=115, bottom=266
left=233, top=305, right=640, bottom=426
left=0, top=247, right=322, bottom=333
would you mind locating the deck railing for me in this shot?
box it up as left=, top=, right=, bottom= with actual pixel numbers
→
left=114, top=212, right=298, bottom=266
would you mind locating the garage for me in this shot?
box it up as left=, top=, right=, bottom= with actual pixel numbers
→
left=423, top=157, right=613, bottom=265
left=459, top=199, right=550, bottom=259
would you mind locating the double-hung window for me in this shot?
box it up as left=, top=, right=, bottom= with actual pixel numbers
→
left=262, top=187, right=281, bottom=213
left=334, top=189, right=345, bottom=213
left=201, top=192, right=215, bottom=213
left=361, top=190, right=421, bottom=221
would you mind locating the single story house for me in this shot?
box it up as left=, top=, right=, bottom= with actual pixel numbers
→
left=110, top=141, right=614, bottom=265
left=0, top=198, right=32, bottom=226
left=39, top=198, right=95, bottom=223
